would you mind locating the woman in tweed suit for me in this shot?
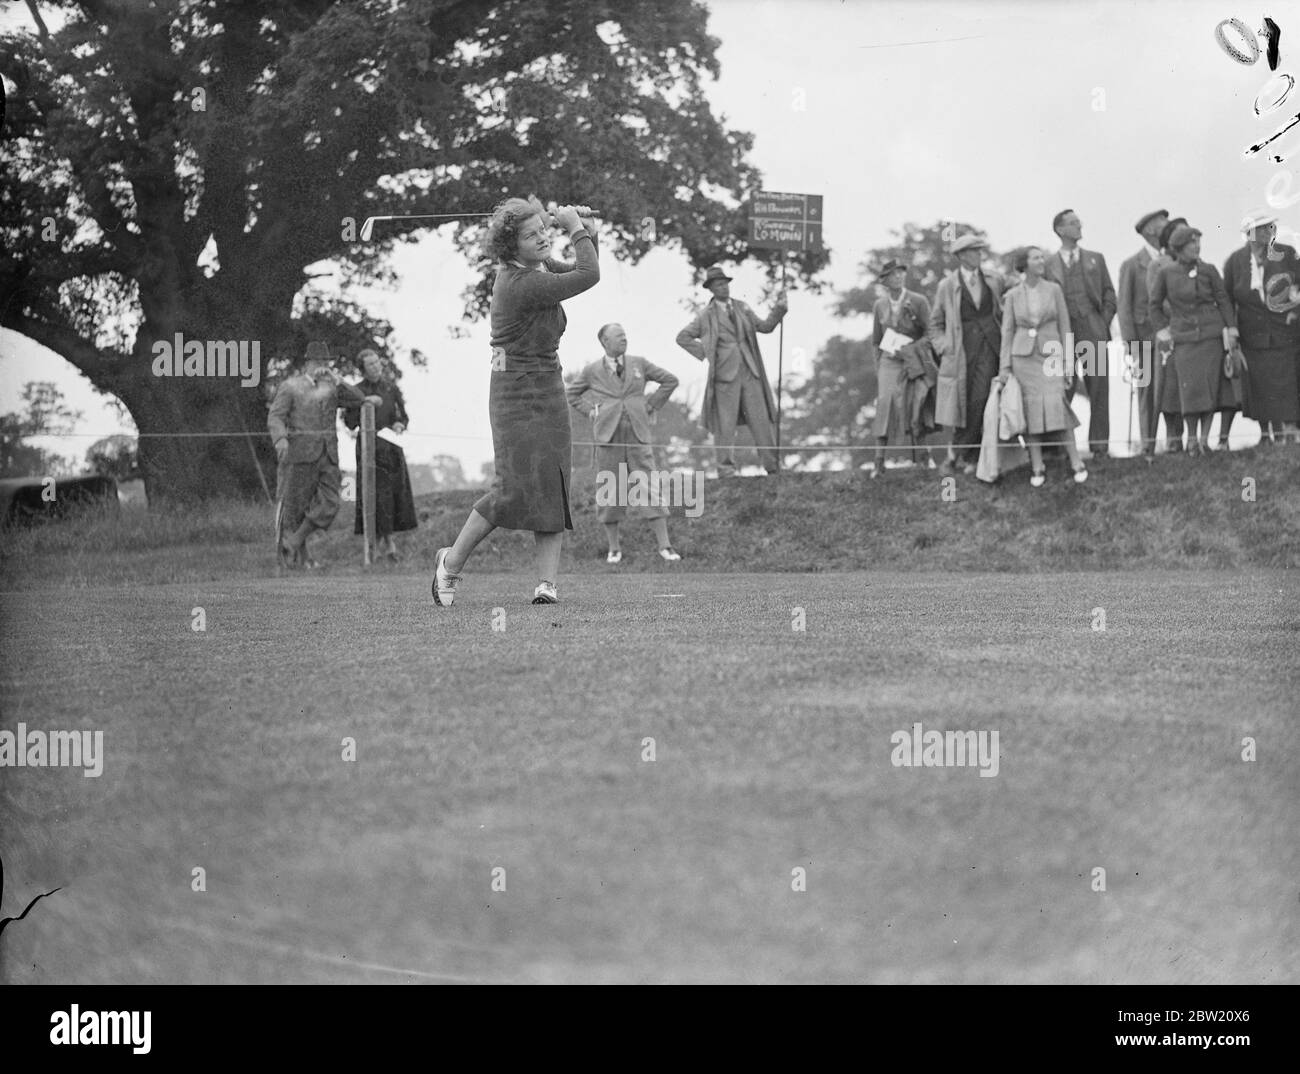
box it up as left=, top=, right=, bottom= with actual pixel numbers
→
left=1149, top=225, right=1239, bottom=457
left=432, top=197, right=599, bottom=606
left=997, top=246, right=1088, bottom=486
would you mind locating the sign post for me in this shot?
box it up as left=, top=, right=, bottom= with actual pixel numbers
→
left=747, top=192, right=823, bottom=475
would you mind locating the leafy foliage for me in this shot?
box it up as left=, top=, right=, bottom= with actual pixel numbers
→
left=1, top=0, right=827, bottom=500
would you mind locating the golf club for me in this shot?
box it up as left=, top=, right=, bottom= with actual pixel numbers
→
left=358, top=213, right=492, bottom=242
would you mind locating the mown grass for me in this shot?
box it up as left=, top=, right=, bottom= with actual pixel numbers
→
left=2, top=445, right=1297, bottom=588
left=2, top=572, right=1296, bottom=983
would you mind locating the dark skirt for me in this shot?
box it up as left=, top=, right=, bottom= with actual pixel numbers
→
left=473, top=367, right=573, bottom=531
left=354, top=436, right=417, bottom=537
left=1170, top=337, right=1234, bottom=414
left=1241, top=343, right=1300, bottom=424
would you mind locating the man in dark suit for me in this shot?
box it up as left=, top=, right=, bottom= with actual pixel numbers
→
left=676, top=265, right=787, bottom=477
left=567, top=324, right=682, bottom=563
left=1046, top=209, right=1118, bottom=458
left=1118, top=209, right=1169, bottom=457
left=268, top=341, right=378, bottom=567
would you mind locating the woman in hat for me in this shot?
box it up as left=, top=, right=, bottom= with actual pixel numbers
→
left=996, top=247, right=1088, bottom=486
left=870, top=260, right=933, bottom=476
left=1149, top=226, right=1239, bottom=456
left=1222, top=211, right=1300, bottom=445
left=432, top=198, right=599, bottom=606
left=343, top=348, right=418, bottom=560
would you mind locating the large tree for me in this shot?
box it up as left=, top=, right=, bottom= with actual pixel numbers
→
left=1, top=0, right=827, bottom=502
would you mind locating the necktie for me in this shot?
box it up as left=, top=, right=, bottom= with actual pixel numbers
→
left=616, top=359, right=623, bottom=378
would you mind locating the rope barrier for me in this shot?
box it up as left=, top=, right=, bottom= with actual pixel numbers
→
left=25, top=430, right=1255, bottom=453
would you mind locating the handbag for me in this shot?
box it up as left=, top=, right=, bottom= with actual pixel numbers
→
left=998, top=373, right=1027, bottom=439
left=1225, top=343, right=1249, bottom=410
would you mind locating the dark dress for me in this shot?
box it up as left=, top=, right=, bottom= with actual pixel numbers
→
left=342, top=378, right=417, bottom=538
left=1222, top=243, right=1300, bottom=425
left=1149, top=260, right=1238, bottom=414
left=472, top=233, right=599, bottom=531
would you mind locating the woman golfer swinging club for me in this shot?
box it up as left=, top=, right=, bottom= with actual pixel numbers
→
left=432, top=198, right=600, bottom=606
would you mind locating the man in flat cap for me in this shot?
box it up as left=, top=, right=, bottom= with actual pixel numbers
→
left=1147, top=216, right=1189, bottom=451
left=1118, top=209, right=1169, bottom=456
left=268, top=341, right=380, bottom=567
left=1047, top=209, right=1118, bottom=459
left=676, top=266, right=787, bottom=476
left=928, top=233, right=1007, bottom=474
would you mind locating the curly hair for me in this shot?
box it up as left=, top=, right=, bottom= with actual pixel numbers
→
left=483, top=195, right=548, bottom=263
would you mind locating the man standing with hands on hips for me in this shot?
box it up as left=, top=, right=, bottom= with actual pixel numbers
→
left=676, top=265, right=787, bottom=477
left=268, top=341, right=380, bottom=568
left=567, top=323, right=681, bottom=563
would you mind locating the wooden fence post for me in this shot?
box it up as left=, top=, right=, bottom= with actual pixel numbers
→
left=360, top=401, right=376, bottom=566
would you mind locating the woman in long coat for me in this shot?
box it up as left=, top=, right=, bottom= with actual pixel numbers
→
left=997, top=246, right=1088, bottom=486
left=870, top=259, right=932, bottom=476
left=1222, top=213, right=1300, bottom=444
left=1149, top=225, right=1239, bottom=456
left=344, top=349, right=417, bottom=560
left=432, top=198, right=599, bottom=606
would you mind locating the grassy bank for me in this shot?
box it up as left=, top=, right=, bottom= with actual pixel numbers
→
left=2, top=445, right=1297, bottom=588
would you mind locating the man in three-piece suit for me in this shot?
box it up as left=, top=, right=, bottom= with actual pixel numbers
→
left=268, top=341, right=378, bottom=567
left=1046, top=209, right=1118, bottom=458
left=566, top=324, right=682, bottom=563
left=675, top=265, right=787, bottom=477
left=928, top=233, right=1007, bottom=474
left=1118, top=209, right=1170, bottom=457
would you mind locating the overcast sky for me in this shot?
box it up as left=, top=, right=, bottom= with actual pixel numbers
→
left=1, top=0, right=1289, bottom=470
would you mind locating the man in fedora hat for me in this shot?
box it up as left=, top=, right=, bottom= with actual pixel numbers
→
left=675, top=265, right=787, bottom=476
left=1118, top=208, right=1169, bottom=456
left=268, top=341, right=380, bottom=567
left=1046, top=209, right=1117, bottom=459
left=928, top=233, right=1007, bottom=474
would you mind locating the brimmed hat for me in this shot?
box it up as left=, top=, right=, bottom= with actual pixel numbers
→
left=1167, top=224, right=1202, bottom=252
left=877, top=259, right=906, bottom=279
left=303, top=341, right=332, bottom=363
left=1135, top=209, right=1168, bottom=236
left=1158, top=217, right=1188, bottom=251
left=702, top=265, right=733, bottom=289
left=1241, top=208, right=1279, bottom=234
left=950, top=234, right=988, bottom=255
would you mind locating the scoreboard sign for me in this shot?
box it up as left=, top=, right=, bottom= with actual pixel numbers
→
left=748, top=192, right=824, bottom=252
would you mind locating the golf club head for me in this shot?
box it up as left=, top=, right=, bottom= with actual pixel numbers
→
left=359, top=217, right=379, bottom=242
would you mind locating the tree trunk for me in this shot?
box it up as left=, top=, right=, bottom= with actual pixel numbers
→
left=119, top=368, right=276, bottom=505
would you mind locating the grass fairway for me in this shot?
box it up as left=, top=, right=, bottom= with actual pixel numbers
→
left=1, top=570, right=1297, bottom=984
